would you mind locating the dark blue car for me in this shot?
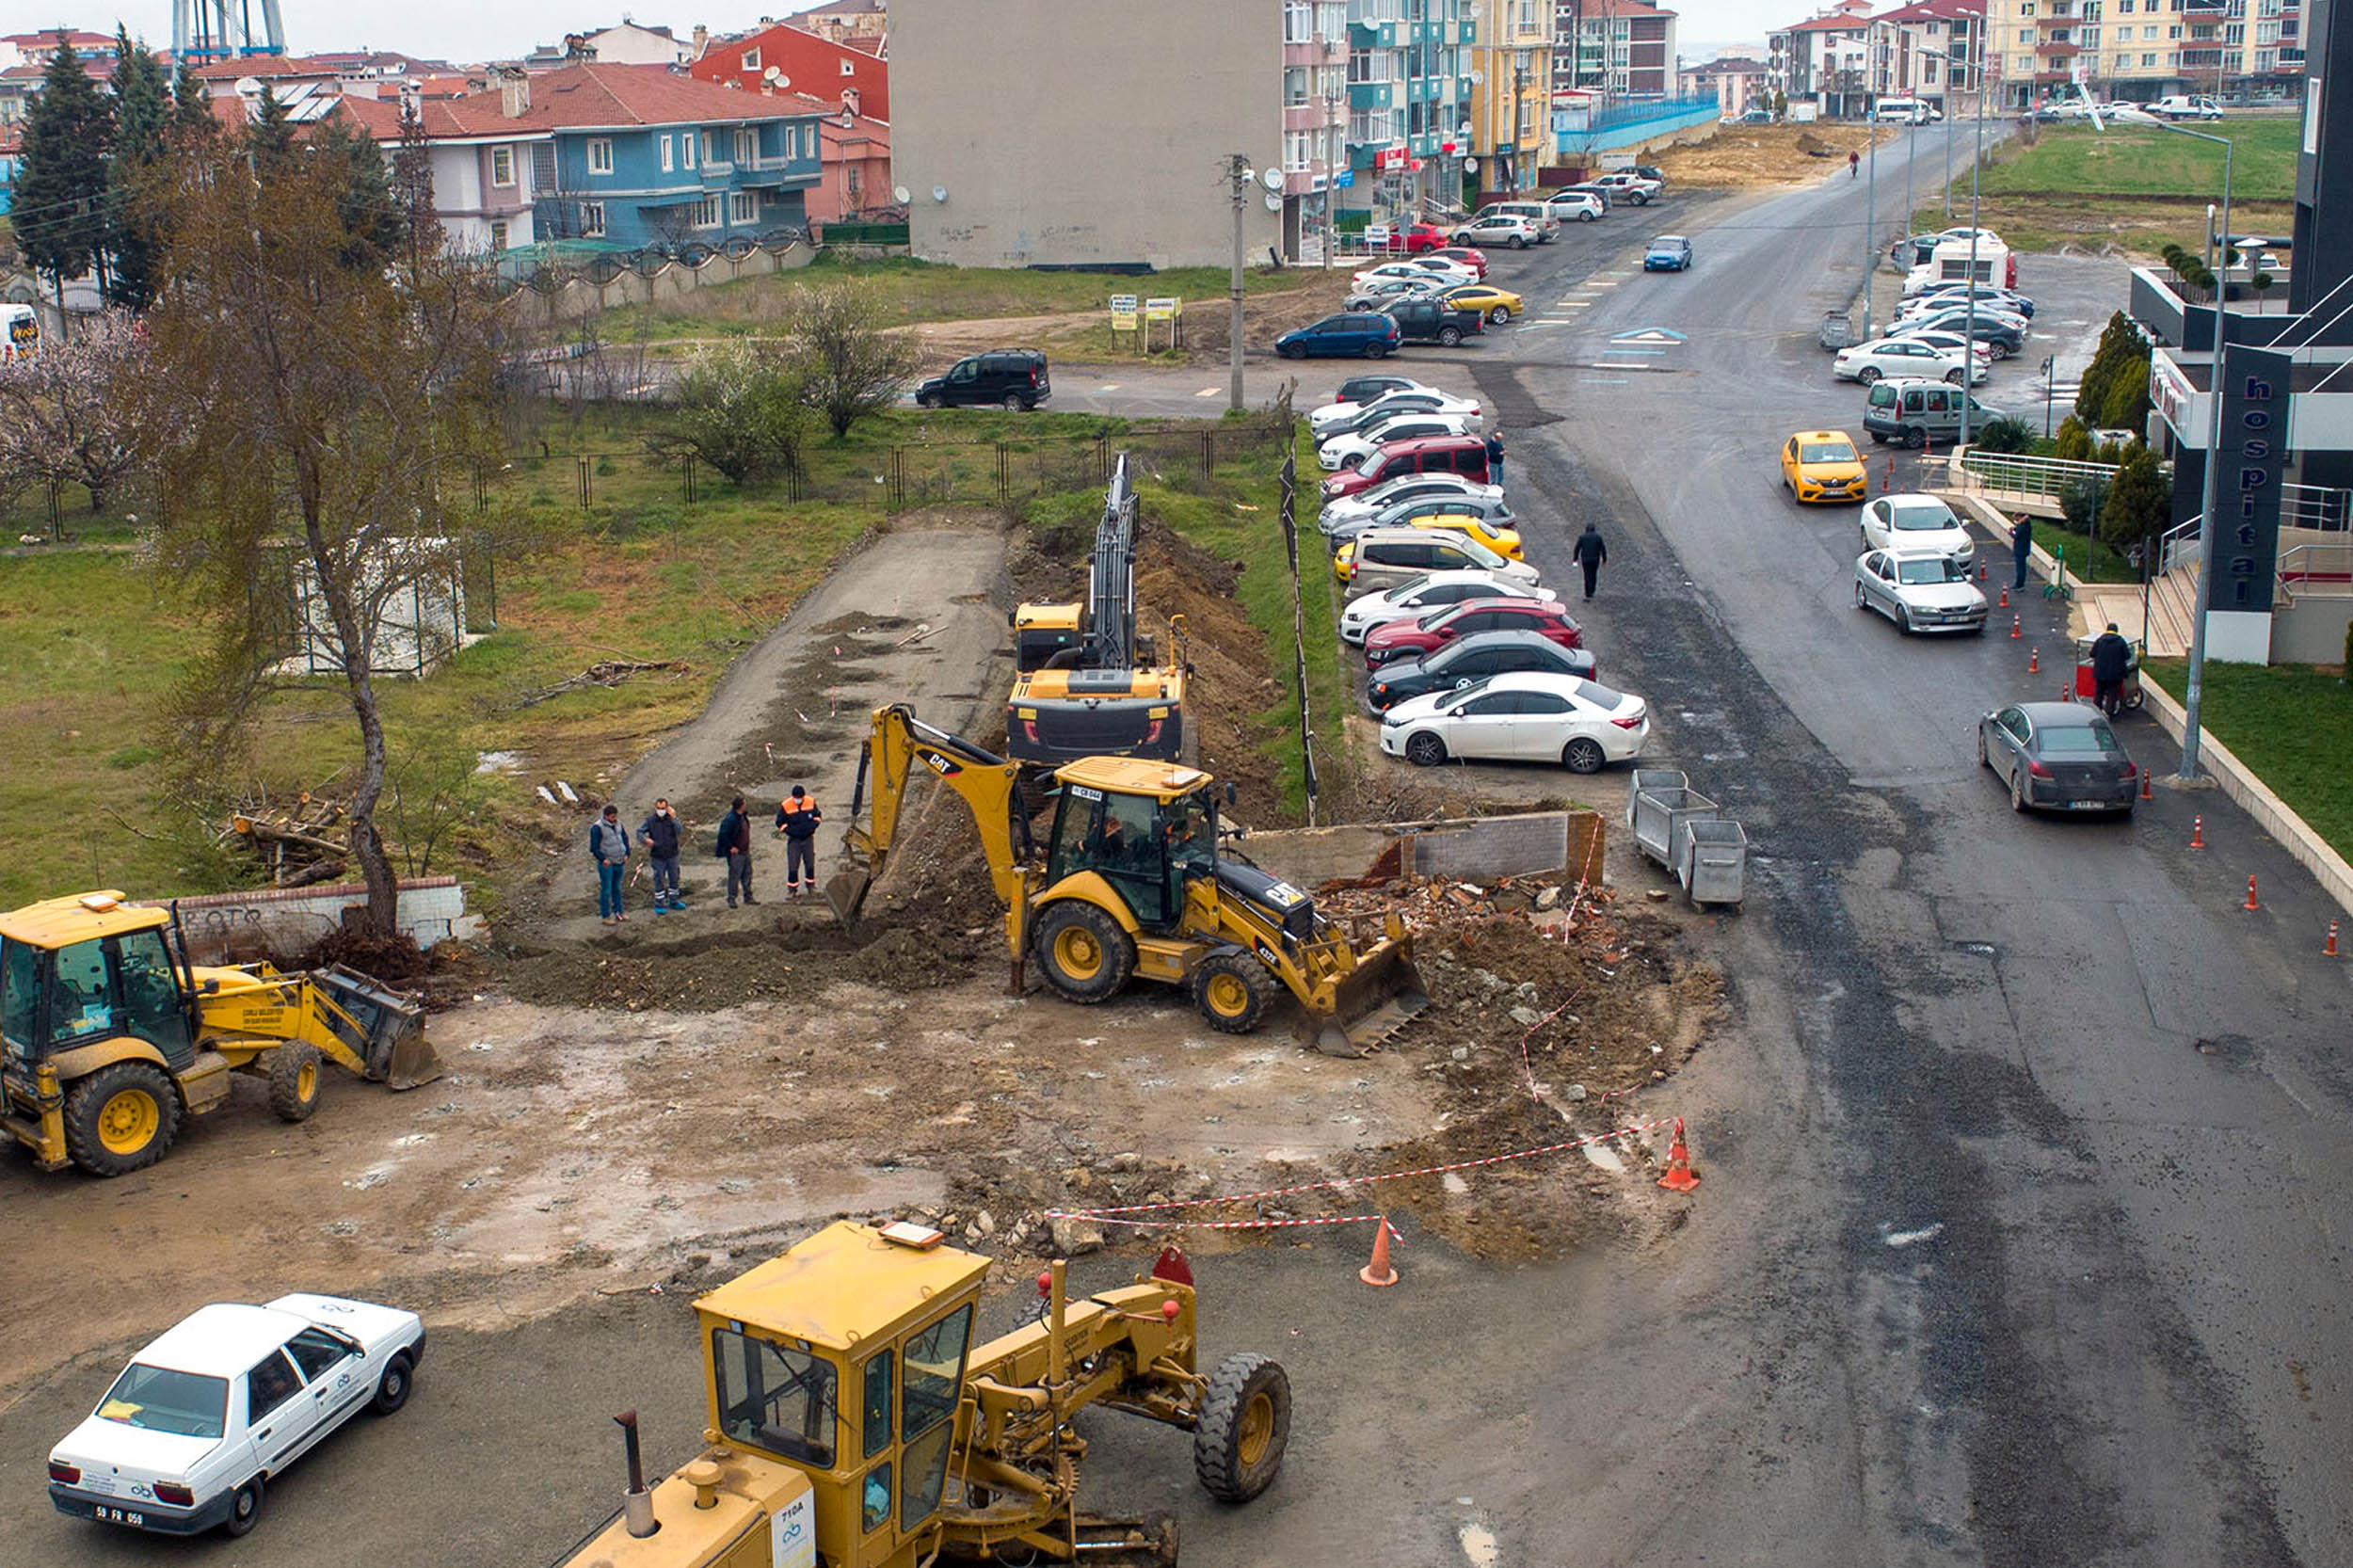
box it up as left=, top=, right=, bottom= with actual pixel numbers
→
left=1277, top=312, right=1402, bottom=360
left=1643, top=235, right=1693, bottom=272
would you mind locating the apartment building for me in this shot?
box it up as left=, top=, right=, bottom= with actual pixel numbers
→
left=1684, top=53, right=1773, bottom=114
left=1866, top=0, right=1983, bottom=106
left=1467, top=0, right=1553, bottom=196
left=1344, top=0, right=1479, bottom=216
left=1769, top=1, right=1877, bottom=114
left=1979, top=0, right=2299, bottom=104
left=1554, top=0, right=1681, bottom=96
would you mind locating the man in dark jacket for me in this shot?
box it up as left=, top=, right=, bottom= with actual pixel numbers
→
left=1483, top=431, right=1506, bottom=489
left=717, top=795, right=756, bottom=907
left=1572, top=521, right=1608, bottom=599
left=2089, top=622, right=2134, bottom=717
left=590, top=804, right=631, bottom=925
left=2012, top=515, right=2034, bottom=590
left=638, top=797, right=685, bottom=912
left=775, top=786, right=823, bottom=896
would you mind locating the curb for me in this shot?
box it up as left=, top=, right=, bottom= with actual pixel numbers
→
left=2137, top=678, right=2353, bottom=920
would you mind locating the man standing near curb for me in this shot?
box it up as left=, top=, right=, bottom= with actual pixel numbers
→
left=590, top=804, right=632, bottom=925
left=2012, top=515, right=2034, bottom=591
left=638, top=797, right=685, bottom=912
left=1572, top=521, right=1609, bottom=600
left=776, top=785, right=823, bottom=897
left=717, top=794, right=756, bottom=908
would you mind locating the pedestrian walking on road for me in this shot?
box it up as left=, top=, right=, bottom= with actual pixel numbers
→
left=776, top=786, right=823, bottom=897
left=1849, top=150, right=1860, bottom=179
left=1484, top=431, right=1506, bottom=489
left=1572, top=521, right=1609, bottom=600
left=2012, top=514, right=2035, bottom=591
left=590, top=804, right=632, bottom=924
left=638, top=798, right=685, bottom=912
left=2089, top=622, right=2134, bottom=718
left=717, top=794, right=756, bottom=907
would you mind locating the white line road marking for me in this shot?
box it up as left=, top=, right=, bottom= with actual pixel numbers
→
left=1578, top=376, right=1629, bottom=384
left=1194, top=387, right=1221, bottom=398
left=1093, top=383, right=1122, bottom=392
left=1591, top=360, right=1670, bottom=371
left=1884, top=1222, right=1945, bottom=1248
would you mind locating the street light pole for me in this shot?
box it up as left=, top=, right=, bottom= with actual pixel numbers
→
left=1228, top=152, right=1248, bottom=414
left=2157, top=120, right=2233, bottom=781
left=1863, top=101, right=1880, bottom=340
left=1959, top=56, right=1987, bottom=447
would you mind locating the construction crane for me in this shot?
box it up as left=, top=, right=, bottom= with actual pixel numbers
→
left=1006, top=456, right=1190, bottom=767
left=554, top=1219, right=1289, bottom=1568
left=824, top=705, right=1424, bottom=1055
left=0, top=890, right=440, bottom=1176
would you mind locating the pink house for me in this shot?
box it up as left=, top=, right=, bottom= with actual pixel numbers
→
left=809, top=111, right=892, bottom=223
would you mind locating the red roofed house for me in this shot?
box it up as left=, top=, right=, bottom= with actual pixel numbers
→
left=1769, top=2, right=1879, bottom=117
left=810, top=109, right=891, bottom=222
left=1867, top=0, right=1983, bottom=111
left=690, top=17, right=889, bottom=120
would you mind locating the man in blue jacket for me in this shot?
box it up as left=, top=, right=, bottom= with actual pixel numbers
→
left=638, top=798, right=685, bottom=912
left=717, top=795, right=756, bottom=908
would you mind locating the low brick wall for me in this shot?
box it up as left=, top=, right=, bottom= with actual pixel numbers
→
left=1241, top=810, right=1605, bottom=891
left=134, top=878, right=482, bottom=964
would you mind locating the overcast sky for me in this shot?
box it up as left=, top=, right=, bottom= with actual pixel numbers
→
left=12, top=1, right=1777, bottom=72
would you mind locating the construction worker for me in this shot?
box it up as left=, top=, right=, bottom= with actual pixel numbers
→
left=590, top=804, right=632, bottom=924
left=717, top=795, right=756, bottom=907
left=776, top=786, right=823, bottom=896
left=638, top=797, right=685, bottom=912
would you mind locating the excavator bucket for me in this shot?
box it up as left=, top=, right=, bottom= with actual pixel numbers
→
left=824, top=865, right=873, bottom=927
left=1304, top=937, right=1429, bottom=1059
left=313, top=964, right=443, bottom=1090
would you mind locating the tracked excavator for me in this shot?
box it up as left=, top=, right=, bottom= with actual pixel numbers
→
left=554, top=1219, right=1289, bottom=1568
left=0, top=890, right=441, bottom=1176
left=824, top=705, right=1425, bottom=1055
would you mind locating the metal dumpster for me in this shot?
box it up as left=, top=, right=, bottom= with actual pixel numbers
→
left=1628, top=770, right=1720, bottom=871
left=1676, top=818, right=1748, bottom=909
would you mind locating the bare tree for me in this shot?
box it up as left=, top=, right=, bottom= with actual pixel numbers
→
left=138, top=130, right=504, bottom=935
left=785, top=281, right=922, bottom=438
left=0, top=308, right=148, bottom=513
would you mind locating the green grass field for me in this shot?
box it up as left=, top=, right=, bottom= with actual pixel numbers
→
left=2140, top=659, right=2353, bottom=863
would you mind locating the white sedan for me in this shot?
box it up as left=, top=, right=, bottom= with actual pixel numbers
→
left=1855, top=548, right=1990, bottom=633
left=1318, top=411, right=1481, bottom=470
left=1319, top=472, right=1505, bottom=532
left=1353, top=259, right=1477, bottom=291
left=1309, top=387, right=1481, bottom=440
left=1339, top=569, right=1558, bottom=644
left=1380, top=671, right=1650, bottom=774
left=49, top=1294, right=424, bottom=1537
left=1862, top=491, right=1977, bottom=566
left=1833, top=336, right=1984, bottom=385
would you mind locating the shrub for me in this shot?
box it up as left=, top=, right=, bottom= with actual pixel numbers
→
left=1973, top=416, right=2037, bottom=455
left=2052, top=417, right=2092, bottom=461
left=2100, top=441, right=2172, bottom=549
left=651, top=341, right=808, bottom=484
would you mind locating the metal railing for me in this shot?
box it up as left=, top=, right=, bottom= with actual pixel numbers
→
left=2277, top=539, right=2353, bottom=595
left=1952, top=447, right=2121, bottom=501
left=2159, top=512, right=2204, bottom=575
left=2281, top=483, right=2353, bottom=533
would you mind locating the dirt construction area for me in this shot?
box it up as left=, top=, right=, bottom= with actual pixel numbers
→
left=0, top=501, right=1723, bottom=1564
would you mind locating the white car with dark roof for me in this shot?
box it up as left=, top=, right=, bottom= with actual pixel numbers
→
left=49, top=1294, right=424, bottom=1537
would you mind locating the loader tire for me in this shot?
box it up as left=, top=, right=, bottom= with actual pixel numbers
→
left=1193, top=1353, right=1289, bottom=1504
left=267, top=1043, right=324, bottom=1123
left=1033, top=902, right=1134, bottom=1004
left=63, top=1062, right=181, bottom=1177
left=1193, top=953, right=1277, bottom=1034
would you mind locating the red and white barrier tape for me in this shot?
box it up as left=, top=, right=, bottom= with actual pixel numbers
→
left=1080, top=1212, right=1405, bottom=1243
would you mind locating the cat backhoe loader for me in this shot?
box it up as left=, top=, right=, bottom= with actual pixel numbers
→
left=824, top=705, right=1425, bottom=1055
left=0, top=890, right=442, bottom=1176
left=555, top=1218, right=1289, bottom=1568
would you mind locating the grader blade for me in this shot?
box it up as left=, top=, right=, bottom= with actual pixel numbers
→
left=1305, top=937, right=1428, bottom=1059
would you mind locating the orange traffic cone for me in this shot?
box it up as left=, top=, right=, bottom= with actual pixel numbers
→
left=2010, top=614, right=2022, bottom=639
left=1657, top=1118, right=1701, bottom=1193
left=2244, top=874, right=2262, bottom=912
left=2139, top=766, right=2154, bottom=801
left=1358, top=1217, right=1399, bottom=1287
left=2190, top=814, right=2206, bottom=849
left=2325, top=920, right=2340, bottom=958
left=1998, top=584, right=2010, bottom=608
left=2027, top=647, right=2041, bottom=674
left=1977, top=559, right=1988, bottom=582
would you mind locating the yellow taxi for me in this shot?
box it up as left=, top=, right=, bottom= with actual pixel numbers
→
left=1780, top=429, right=1869, bottom=504
left=1404, top=512, right=1522, bottom=558
left=1440, top=282, right=1527, bottom=325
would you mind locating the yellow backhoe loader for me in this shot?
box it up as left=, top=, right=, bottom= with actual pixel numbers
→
left=555, top=1218, right=1287, bottom=1568
left=824, top=704, right=1424, bottom=1055
left=0, top=890, right=442, bottom=1176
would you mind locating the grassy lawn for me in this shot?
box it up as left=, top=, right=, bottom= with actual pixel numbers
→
left=1917, top=119, right=2298, bottom=256
left=2140, top=658, right=2353, bottom=862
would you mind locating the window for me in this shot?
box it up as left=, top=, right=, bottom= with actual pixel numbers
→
left=712, top=1328, right=839, bottom=1466
left=2169, top=24, right=2183, bottom=36
left=659, top=134, right=674, bottom=172
left=2146, top=24, right=2159, bottom=37
left=246, top=1351, right=305, bottom=1421
left=1286, top=0, right=1313, bottom=41
left=581, top=200, right=606, bottom=237
left=681, top=132, right=696, bottom=168
left=586, top=137, right=614, bottom=175
left=488, top=219, right=509, bottom=250
left=741, top=46, right=761, bottom=71
left=695, top=196, right=722, bottom=228
left=1286, top=65, right=1310, bottom=104
left=861, top=1464, right=892, bottom=1532
left=2145, top=50, right=2160, bottom=62
left=49, top=938, right=110, bottom=1041
left=899, top=1306, right=972, bottom=1530
left=735, top=127, right=758, bottom=164
left=784, top=124, right=799, bottom=160
left=284, top=1327, right=352, bottom=1382
left=704, top=130, right=725, bottom=164
left=98, top=1365, right=228, bottom=1440
left=729, top=191, right=760, bottom=224
left=859, top=1352, right=895, bottom=1459
left=840, top=56, right=857, bottom=74
left=0, top=936, right=37, bottom=1051
left=490, top=144, right=515, bottom=186
left=115, top=927, right=188, bottom=1055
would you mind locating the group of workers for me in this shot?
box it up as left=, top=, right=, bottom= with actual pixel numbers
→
left=586, top=787, right=824, bottom=924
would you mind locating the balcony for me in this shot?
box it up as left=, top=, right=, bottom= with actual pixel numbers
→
left=1350, top=20, right=1398, bottom=46
left=1349, top=81, right=1395, bottom=109
left=1459, top=18, right=1478, bottom=42
left=2035, top=39, right=2083, bottom=55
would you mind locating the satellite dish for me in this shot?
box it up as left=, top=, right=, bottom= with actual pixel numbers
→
left=1465, top=157, right=1481, bottom=176
left=762, top=65, right=781, bottom=81
left=1469, top=70, right=1484, bottom=84
left=234, top=75, right=263, bottom=95
left=892, top=184, right=911, bottom=204
left=1260, top=165, right=1285, bottom=193
left=932, top=184, right=949, bottom=202
left=1264, top=191, right=1283, bottom=211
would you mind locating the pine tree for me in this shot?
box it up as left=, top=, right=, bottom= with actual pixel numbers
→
left=105, top=29, right=171, bottom=310
left=13, top=34, right=116, bottom=304
left=246, top=85, right=296, bottom=180
left=312, top=112, right=407, bottom=265
left=169, top=65, right=218, bottom=149
left=2100, top=442, right=2173, bottom=548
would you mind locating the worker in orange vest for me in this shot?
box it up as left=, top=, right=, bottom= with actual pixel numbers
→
left=775, top=785, right=823, bottom=896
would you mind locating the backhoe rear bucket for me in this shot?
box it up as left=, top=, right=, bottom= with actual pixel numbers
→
left=314, top=964, right=443, bottom=1090
left=1305, top=937, right=1429, bottom=1059
left=824, top=865, right=873, bottom=927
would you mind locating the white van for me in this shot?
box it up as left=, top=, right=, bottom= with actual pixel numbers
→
left=1874, top=98, right=1934, bottom=125
left=0, top=303, right=36, bottom=360
left=1905, top=236, right=2017, bottom=293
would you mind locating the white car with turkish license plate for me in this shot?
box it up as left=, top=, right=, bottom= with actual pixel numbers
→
left=1855, top=548, right=1989, bottom=633
left=1353, top=259, right=1477, bottom=291
left=1318, top=412, right=1481, bottom=470
left=49, top=1294, right=424, bottom=1538
left=1339, top=569, right=1558, bottom=643
left=1318, top=472, right=1504, bottom=532
left=1380, top=671, right=1649, bottom=774
left=1862, top=492, right=1977, bottom=566
left=1309, top=388, right=1483, bottom=440
left=1834, top=336, right=1983, bottom=385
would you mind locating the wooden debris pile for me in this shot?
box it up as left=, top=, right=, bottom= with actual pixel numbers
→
left=1315, top=870, right=1611, bottom=941
left=228, top=790, right=352, bottom=888
left=515, top=658, right=689, bottom=709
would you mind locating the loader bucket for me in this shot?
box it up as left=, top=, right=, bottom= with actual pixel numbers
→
left=1304, top=936, right=1428, bottom=1059
left=314, top=964, right=443, bottom=1090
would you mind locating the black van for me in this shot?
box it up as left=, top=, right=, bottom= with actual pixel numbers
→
left=915, top=348, right=1051, bottom=410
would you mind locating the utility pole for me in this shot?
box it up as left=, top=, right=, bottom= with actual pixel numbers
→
left=1863, top=105, right=1880, bottom=340
left=1228, top=152, right=1249, bottom=414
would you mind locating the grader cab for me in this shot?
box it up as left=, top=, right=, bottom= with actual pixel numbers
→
left=557, top=1220, right=1289, bottom=1568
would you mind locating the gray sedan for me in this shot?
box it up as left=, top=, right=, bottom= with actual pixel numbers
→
left=1854, top=548, right=1988, bottom=633
left=1977, top=701, right=2140, bottom=815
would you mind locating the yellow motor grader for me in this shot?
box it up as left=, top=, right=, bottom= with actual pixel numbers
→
left=0, top=890, right=441, bottom=1176
left=824, top=704, right=1425, bottom=1055
left=555, top=1219, right=1289, bottom=1568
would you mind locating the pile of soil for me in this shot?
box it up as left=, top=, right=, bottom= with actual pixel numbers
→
left=296, top=927, right=429, bottom=983
left=1652, top=123, right=1889, bottom=187
left=495, top=916, right=984, bottom=1011
left=1133, top=528, right=1299, bottom=824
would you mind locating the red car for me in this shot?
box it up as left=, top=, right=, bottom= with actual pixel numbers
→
left=1381, top=222, right=1447, bottom=254
left=1364, top=598, right=1585, bottom=666
left=1428, top=245, right=1489, bottom=277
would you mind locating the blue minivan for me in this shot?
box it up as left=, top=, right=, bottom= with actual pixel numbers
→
left=1276, top=312, right=1403, bottom=360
